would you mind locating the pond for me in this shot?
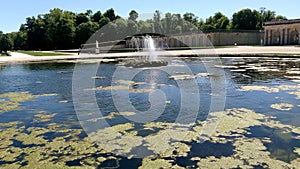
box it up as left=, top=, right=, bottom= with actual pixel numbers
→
left=0, top=56, right=300, bottom=168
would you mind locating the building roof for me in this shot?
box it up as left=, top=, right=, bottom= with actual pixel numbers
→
left=265, top=19, right=300, bottom=26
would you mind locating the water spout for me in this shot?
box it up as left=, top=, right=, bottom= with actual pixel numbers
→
left=129, top=35, right=158, bottom=61
left=143, top=35, right=157, bottom=61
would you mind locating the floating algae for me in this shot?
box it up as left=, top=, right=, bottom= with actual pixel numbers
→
left=270, top=103, right=294, bottom=111
left=89, top=123, right=144, bottom=155
left=239, top=86, right=279, bottom=93
left=197, top=156, right=245, bottom=168
left=87, top=111, right=136, bottom=122
left=0, top=92, right=58, bottom=114
left=0, top=92, right=36, bottom=113
left=138, top=158, right=173, bottom=169
left=1, top=107, right=300, bottom=168
left=33, top=111, right=57, bottom=123
left=0, top=121, right=108, bottom=168
left=233, top=138, right=292, bottom=168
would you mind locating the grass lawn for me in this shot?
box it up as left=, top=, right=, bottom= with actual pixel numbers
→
left=17, top=50, right=72, bottom=56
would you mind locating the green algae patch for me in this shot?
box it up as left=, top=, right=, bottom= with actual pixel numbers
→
left=270, top=103, right=294, bottom=111
left=33, top=111, right=57, bottom=123
left=233, top=138, right=293, bottom=168
left=87, top=111, right=136, bottom=122
left=139, top=158, right=173, bottom=169
left=0, top=92, right=58, bottom=114
left=0, top=92, right=36, bottom=113
left=203, top=108, right=266, bottom=138
left=1, top=107, right=300, bottom=168
left=0, top=120, right=108, bottom=168
left=197, top=156, right=245, bottom=168
left=89, top=123, right=144, bottom=155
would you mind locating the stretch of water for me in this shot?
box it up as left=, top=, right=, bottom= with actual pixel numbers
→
left=0, top=57, right=300, bottom=168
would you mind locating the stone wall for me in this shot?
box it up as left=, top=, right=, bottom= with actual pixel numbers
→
left=207, top=32, right=262, bottom=46
left=125, top=31, right=263, bottom=48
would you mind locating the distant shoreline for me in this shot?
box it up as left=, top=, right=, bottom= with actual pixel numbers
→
left=1, top=46, right=300, bottom=65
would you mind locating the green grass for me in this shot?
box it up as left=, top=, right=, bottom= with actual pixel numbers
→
left=17, top=50, right=72, bottom=56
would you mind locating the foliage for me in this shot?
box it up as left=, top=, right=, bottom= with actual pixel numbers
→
left=232, top=8, right=261, bottom=30
left=0, top=34, right=13, bottom=53
left=2, top=7, right=286, bottom=51
left=129, top=10, right=138, bottom=22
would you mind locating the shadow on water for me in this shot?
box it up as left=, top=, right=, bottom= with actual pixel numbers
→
left=65, top=152, right=143, bottom=169
left=174, top=140, right=235, bottom=167
left=245, top=125, right=300, bottom=162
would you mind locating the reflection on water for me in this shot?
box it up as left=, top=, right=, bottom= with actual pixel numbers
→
left=0, top=57, right=300, bottom=168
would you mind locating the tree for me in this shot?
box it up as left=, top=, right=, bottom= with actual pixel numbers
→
left=232, top=9, right=260, bottom=30
left=129, top=10, right=138, bottom=22
left=204, top=12, right=229, bottom=30
left=91, top=11, right=102, bottom=23
left=75, top=21, right=99, bottom=47
left=45, top=9, right=76, bottom=49
left=138, top=20, right=152, bottom=33
left=8, top=31, right=27, bottom=50
left=103, top=8, right=117, bottom=21
left=275, top=15, right=287, bottom=20
left=25, top=16, right=46, bottom=50
left=183, top=12, right=198, bottom=26
left=99, top=16, right=110, bottom=28
left=153, top=10, right=162, bottom=33
left=127, top=20, right=138, bottom=35
left=0, top=34, right=13, bottom=53
left=76, top=13, right=89, bottom=26
left=115, top=18, right=128, bottom=38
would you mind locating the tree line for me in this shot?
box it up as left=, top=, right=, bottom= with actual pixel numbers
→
left=0, top=7, right=286, bottom=52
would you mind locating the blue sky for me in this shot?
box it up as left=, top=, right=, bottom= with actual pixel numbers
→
left=1, top=0, right=299, bottom=33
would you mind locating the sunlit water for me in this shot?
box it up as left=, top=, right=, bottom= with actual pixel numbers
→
left=0, top=57, right=300, bottom=168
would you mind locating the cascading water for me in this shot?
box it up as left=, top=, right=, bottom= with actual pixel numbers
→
left=143, top=35, right=157, bottom=61
left=130, top=35, right=158, bottom=61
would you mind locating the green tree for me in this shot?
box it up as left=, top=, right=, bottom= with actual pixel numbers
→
left=153, top=10, right=162, bottom=33
left=91, top=11, right=102, bottom=23
left=129, top=10, right=138, bottom=22
left=75, top=13, right=89, bottom=26
left=183, top=12, right=198, bottom=26
left=99, top=16, right=110, bottom=28
left=127, top=20, right=139, bottom=35
left=103, top=8, right=117, bottom=21
left=232, top=9, right=260, bottom=30
left=205, top=12, right=229, bottom=30
left=275, top=15, right=287, bottom=20
left=45, top=8, right=76, bottom=49
left=8, top=31, right=27, bottom=50
left=25, top=15, right=46, bottom=50
left=75, top=21, right=99, bottom=47
left=138, top=20, right=152, bottom=33
left=0, top=34, right=13, bottom=53
left=115, top=18, right=128, bottom=38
